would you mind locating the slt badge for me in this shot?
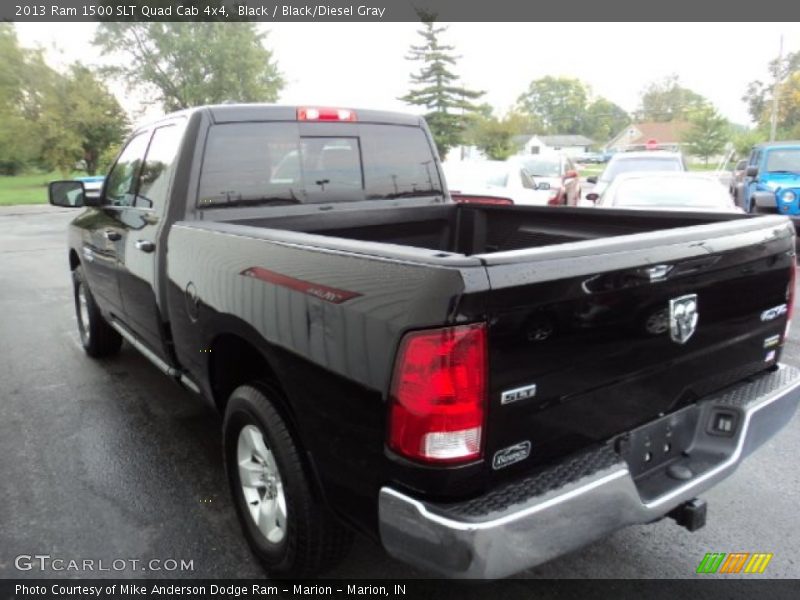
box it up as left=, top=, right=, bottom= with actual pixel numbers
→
left=669, top=294, right=699, bottom=344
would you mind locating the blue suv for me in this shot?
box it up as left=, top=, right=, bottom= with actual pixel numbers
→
left=736, top=141, right=800, bottom=215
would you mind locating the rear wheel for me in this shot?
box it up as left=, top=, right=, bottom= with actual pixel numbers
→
left=223, top=384, right=352, bottom=577
left=73, top=266, right=122, bottom=358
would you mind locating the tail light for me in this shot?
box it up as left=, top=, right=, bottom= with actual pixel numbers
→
left=297, top=107, right=357, bottom=121
left=786, top=258, right=796, bottom=338
left=452, top=194, right=513, bottom=206
left=388, top=323, right=487, bottom=464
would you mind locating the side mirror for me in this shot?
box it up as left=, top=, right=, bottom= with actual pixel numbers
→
left=564, top=170, right=579, bottom=180
left=587, top=176, right=598, bottom=184
left=746, top=166, right=759, bottom=177
left=585, top=192, right=599, bottom=203
left=536, top=181, right=551, bottom=191
left=49, top=181, right=87, bottom=208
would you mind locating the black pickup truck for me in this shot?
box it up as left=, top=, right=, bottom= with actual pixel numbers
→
left=50, top=104, right=800, bottom=579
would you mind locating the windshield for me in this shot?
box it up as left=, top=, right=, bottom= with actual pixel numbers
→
left=198, top=122, right=442, bottom=206
left=517, top=157, right=560, bottom=177
left=611, top=177, right=729, bottom=208
left=602, top=157, right=682, bottom=181
left=444, top=162, right=509, bottom=189
left=765, top=149, right=800, bottom=173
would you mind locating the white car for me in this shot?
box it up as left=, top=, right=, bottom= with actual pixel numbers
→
left=587, top=151, right=687, bottom=199
left=442, top=160, right=553, bottom=206
left=592, top=172, right=743, bottom=213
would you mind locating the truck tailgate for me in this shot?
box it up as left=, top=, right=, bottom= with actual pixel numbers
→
left=479, top=216, right=795, bottom=478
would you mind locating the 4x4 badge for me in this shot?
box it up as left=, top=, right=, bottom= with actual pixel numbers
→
left=492, top=441, right=531, bottom=470
left=669, top=294, right=699, bottom=344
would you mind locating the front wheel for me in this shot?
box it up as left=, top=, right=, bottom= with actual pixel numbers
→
left=73, top=266, right=122, bottom=358
left=223, top=384, right=352, bottom=577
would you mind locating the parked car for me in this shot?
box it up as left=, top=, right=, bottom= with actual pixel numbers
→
left=735, top=141, right=800, bottom=215
left=443, top=160, right=553, bottom=206
left=729, top=159, right=747, bottom=196
left=508, top=153, right=581, bottom=205
left=49, top=104, right=800, bottom=579
left=577, top=151, right=612, bottom=164
left=587, top=151, right=687, bottom=198
left=592, top=172, right=743, bottom=213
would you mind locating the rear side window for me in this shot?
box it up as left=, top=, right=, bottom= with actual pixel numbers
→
left=197, top=122, right=442, bottom=207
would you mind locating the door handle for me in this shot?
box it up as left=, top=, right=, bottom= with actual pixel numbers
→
left=104, top=230, right=121, bottom=241
left=135, top=240, right=156, bottom=253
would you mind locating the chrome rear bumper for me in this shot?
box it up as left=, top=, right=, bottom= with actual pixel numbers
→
left=378, top=364, right=800, bottom=579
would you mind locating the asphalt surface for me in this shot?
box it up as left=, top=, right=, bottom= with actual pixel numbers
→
left=1, top=204, right=800, bottom=580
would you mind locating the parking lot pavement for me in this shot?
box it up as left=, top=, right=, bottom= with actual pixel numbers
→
left=2, top=205, right=800, bottom=579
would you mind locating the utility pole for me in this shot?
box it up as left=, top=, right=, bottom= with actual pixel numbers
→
left=769, top=34, right=784, bottom=142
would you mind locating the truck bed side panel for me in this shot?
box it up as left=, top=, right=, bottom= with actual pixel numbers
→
left=165, top=223, right=490, bottom=534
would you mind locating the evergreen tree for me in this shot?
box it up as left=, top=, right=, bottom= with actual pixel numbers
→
left=399, top=15, right=484, bottom=158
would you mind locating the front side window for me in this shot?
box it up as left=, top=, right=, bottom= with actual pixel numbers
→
left=197, top=122, right=441, bottom=207
left=103, top=133, right=151, bottom=207
left=135, top=123, right=185, bottom=214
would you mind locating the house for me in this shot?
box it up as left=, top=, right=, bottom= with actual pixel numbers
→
left=512, top=134, right=595, bottom=158
left=606, top=121, right=691, bottom=152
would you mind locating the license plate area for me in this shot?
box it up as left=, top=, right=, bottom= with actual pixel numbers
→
left=616, top=404, right=700, bottom=479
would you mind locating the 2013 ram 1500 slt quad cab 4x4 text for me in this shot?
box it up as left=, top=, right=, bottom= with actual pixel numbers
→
left=50, top=104, right=800, bottom=578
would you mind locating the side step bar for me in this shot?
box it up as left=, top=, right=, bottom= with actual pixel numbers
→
left=109, top=319, right=202, bottom=394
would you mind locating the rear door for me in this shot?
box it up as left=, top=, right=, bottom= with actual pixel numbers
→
left=115, top=121, right=186, bottom=356
left=479, top=225, right=794, bottom=482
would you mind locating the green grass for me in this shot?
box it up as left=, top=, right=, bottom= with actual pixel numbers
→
left=578, top=164, right=604, bottom=177
left=0, top=170, right=83, bottom=206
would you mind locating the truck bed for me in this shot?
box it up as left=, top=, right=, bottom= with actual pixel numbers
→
left=224, top=202, right=746, bottom=256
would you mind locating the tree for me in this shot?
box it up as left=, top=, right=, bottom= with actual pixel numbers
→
left=743, top=50, right=800, bottom=130
left=399, top=15, right=484, bottom=158
left=516, top=77, right=588, bottom=134
left=637, top=75, right=707, bottom=122
left=732, top=129, right=767, bottom=159
left=515, top=77, right=628, bottom=142
left=39, top=64, right=129, bottom=176
left=93, top=22, right=284, bottom=111
left=584, top=98, right=630, bottom=143
left=0, top=24, right=50, bottom=174
left=682, top=105, right=730, bottom=165
left=467, top=111, right=530, bottom=160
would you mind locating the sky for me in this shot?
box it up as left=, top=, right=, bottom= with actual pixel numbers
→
left=13, top=22, right=800, bottom=127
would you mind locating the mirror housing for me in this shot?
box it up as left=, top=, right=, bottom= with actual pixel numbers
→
left=585, top=192, right=599, bottom=203
left=536, top=181, right=551, bottom=191
left=746, top=165, right=759, bottom=177
left=587, top=176, right=598, bottom=184
left=49, top=180, right=91, bottom=208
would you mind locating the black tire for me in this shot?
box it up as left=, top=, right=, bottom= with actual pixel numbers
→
left=223, top=384, right=352, bottom=577
left=73, top=266, right=122, bottom=358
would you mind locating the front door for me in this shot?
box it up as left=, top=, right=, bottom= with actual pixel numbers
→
left=81, top=132, right=151, bottom=315
left=116, top=122, right=186, bottom=357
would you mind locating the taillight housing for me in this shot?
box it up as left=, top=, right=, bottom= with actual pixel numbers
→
left=388, top=323, right=487, bottom=464
left=786, top=258, right=796, bottom=338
